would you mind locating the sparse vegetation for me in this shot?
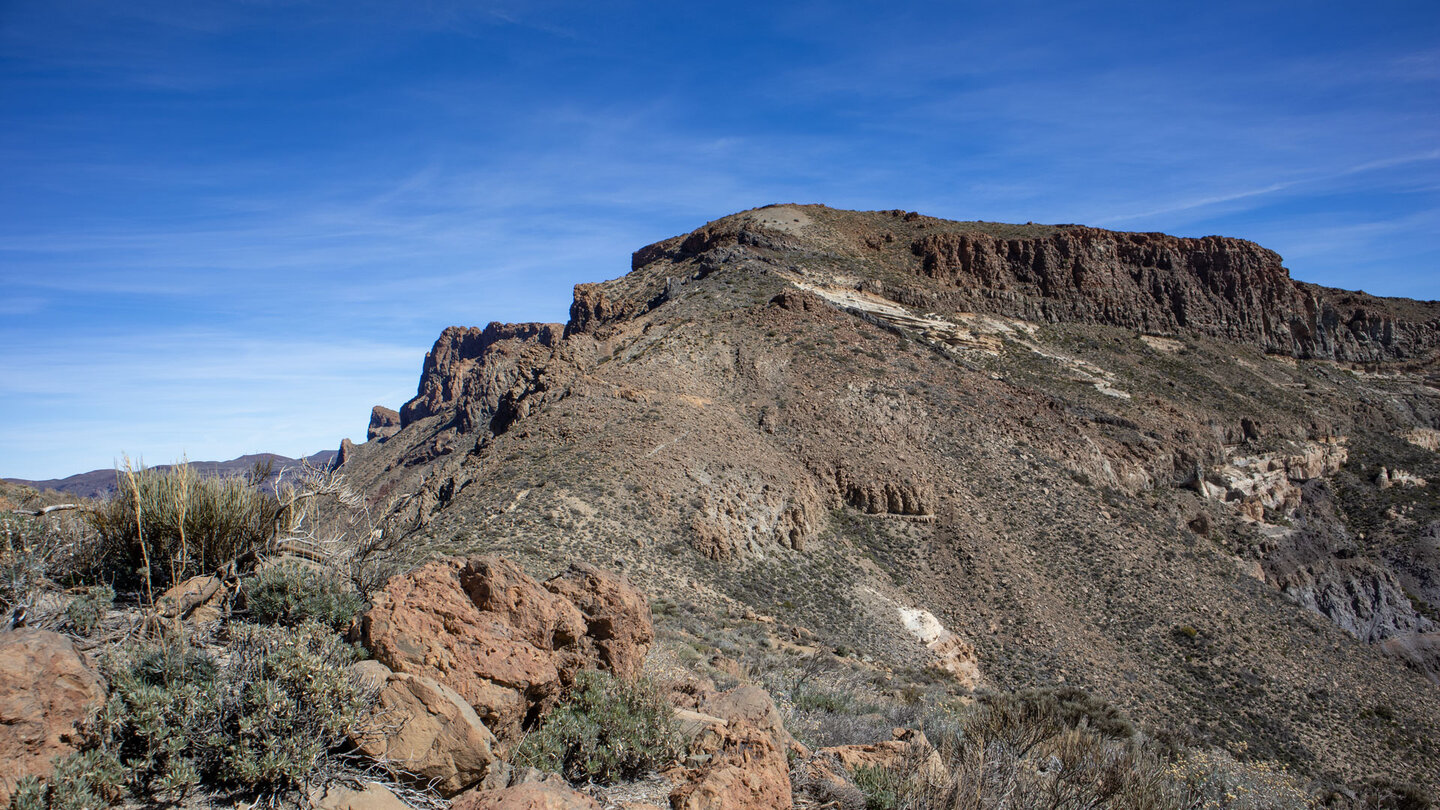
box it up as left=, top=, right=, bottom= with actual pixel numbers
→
left=25, top=622, right=373, bottom=806
left=514, top=669, right=680, bottom=784
left=244, top=560, right=365, bottom=629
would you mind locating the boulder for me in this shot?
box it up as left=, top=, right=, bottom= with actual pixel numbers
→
left=360, top=555, right=652, bottom=744
left=669, top=721, right=792, bottom=810
left=0, top=628, right=108, bottom=806
left=702, top=685, right=797, bottom=755
left=311, top=782, right=410, bottom=810
left=819, top=728, right=948, bottom=786
left=157, top=574, right=225, bottom=629
left=451, top=782, right=602, bottom=810
left=543, top=562, right=655, bottom=681
left=350, top=664, right=498, bottom=796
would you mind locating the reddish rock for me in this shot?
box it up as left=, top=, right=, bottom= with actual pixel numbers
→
left=360, top=555, right=653, bottom=745
left=400, top=323, right=562, bottom=428
left=451, top=782, right=602, bottom=810
left=350, top=665, right=498, bottom=796
left=669, top=721, right=792, bottom=810
left=368, top=406, right=402, bottom=441
left=819, top=729, right=948, bottom=786
left=543, top=562, right=655, bottom=682
left=702, top=685, right=796, bottom=755
left=0, top=628, right=107, bottom=805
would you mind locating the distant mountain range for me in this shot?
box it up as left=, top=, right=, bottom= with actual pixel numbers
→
left=5, top=451, right=338, bottom=499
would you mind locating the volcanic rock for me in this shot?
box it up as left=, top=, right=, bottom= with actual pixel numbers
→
left=359, top=555, right=652, bottom=744
left=668, top=720, right=792, bottom=810
left=349, top=663, right=499, bottom=796
left=0, top=628, right=108, bottom=805
left=368, top=406, right=402, bottom=441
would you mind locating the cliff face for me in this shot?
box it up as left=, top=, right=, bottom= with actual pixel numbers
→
left=905, top=228, right=1438, bottom=363
left=400, top=322, right=563, bottom=429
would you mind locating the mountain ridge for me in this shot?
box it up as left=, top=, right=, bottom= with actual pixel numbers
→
left=337, top=204, right=1440, bottom=791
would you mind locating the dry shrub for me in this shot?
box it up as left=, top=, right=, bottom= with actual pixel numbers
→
left=87, top=463, right=283, bottom=589
left=853, top=688, right=1312, bottom=810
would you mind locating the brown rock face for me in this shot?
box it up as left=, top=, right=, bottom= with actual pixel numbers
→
left=542, top=563, right=655, bottom=682
left=451, top=782, right=602, bottom=810
left=359, top=555, right=653, bottom=744
left=368, top=405, right=402, bottom=441
left=400, top=322, right=563, bottom=428
left=668, top=721, right=792, bottom=810
left=350, top=664, right=499, bottom=796
left=0, top=628, right=108, bottom=805
left=906, top=228, right=1438, bottom=363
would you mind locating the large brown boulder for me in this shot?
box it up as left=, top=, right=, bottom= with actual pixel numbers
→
left=669, top=721, right=792, bottom=810
left=350, top=663, right=499, bottom=796
left=542, top=562, right=655, bottom=681
left=360, top=555, right=652, bottom=744
left=451, top=782, right=602, bottom=810
left=0, top=628, right=108, bottom=805
left=702, top=685, right=797, bottom=755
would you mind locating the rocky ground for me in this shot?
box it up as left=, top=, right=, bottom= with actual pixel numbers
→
left=334, top=204, right=1440, bottom=794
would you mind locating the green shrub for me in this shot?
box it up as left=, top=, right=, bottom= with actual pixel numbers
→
left=853, top=764, right=904, bottom=810
left=8, top=749, right=125, bottom=810
left=245, top=562, right=365, bottom=629
left=87, top=464, right=283, bottom=589
left=514, top=670, right=680, bottom=784
left=211, top=622, right=370, bottom=787
left=39, top=621, right=373, bottom=804
left=64, top=585, right=114, bottom=636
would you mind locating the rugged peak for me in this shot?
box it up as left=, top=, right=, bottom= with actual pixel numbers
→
left=400, top=322, right=563, bottom=428
left=367, top=405, right=401, bottom=441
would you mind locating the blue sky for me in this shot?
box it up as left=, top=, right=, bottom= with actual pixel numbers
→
left=2, top=1, right=1437, bottom=480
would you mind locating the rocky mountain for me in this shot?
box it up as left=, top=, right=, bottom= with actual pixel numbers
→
left=336, top=204, right=1440, bottom=791
left=5, top=451, right=338, bottom=499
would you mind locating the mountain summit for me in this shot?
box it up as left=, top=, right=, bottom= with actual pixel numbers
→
left=339, top=205, right=1440, bottom=789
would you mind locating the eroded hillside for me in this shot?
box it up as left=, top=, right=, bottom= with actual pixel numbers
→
left=337, top=204, right=1440, bottom=790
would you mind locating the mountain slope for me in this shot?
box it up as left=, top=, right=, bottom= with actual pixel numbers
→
left=338, top=205, right=1440, bottom=790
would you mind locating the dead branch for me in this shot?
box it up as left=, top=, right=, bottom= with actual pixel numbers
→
left=10, top=503, right=84, bottom=517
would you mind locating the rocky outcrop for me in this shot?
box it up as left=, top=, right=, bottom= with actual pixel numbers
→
left=1406, top=428, right=1440, bottom=452
left=1197, top=440, right=1348, bottom=521
left=701, top=686, right=798, bottom=756
left=819, top=728, right=948, bottom=786
left=897, top=607, right=981, bottom=688
left=349, top=662, right=499, bottom=796
left=0, top=628, right=108, bottom=805
left=368, top=406, right=401, bottom=441
left=358, top=556, right=653, bottom=744
left=400, top=323, right=563, bottom=428
left=907, top=228, right=1440, bottom=363
left=689, top=476, right=823, bottom=561
left=669, top=720, right=793, bottom=810
left=1273, top=557, right=1432, bottom=643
